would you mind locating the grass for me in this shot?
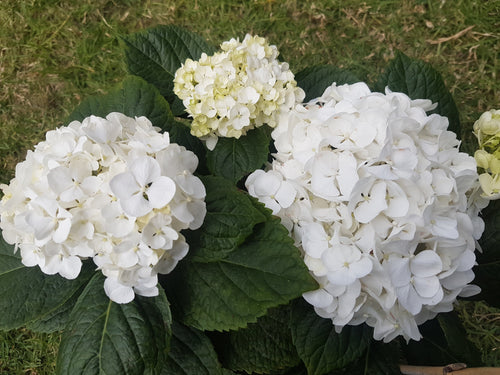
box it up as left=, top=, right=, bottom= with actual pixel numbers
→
left=0, top=0, right=498, bottom=372
left=0, top=329, right=60, bottom=374
left=456, top=301, right=500, bottom=367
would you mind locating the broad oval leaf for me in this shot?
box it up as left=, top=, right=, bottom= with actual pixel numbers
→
left=295, top=65, right=361, bottom=102
left=166, top=180, right=318, bottom=331
left=123, top=25, right=217, bottom=115
left=162, top=321, right=226, bottom=375
left=56, top=272, right=171, bottom=375
left=374, top=51, right=460, bottom=137
left=186, top=176, right=268, bottom=262
left=474, top=199, right=500, bottom=307
left=290, top=299, right=372, bottom=375
left=0, top=237, right=94, bottom=332
left=215, top=305, right=301, bottom=374
left=207, top=127, right=271, bottom=184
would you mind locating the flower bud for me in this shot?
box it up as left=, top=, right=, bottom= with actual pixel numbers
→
left=474, top=109, right=500, bottom=137
left=474, top=149, right=492, bottom=170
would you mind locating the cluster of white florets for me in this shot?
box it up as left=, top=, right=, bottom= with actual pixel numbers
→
left=473, top=109, right=500, bottom=199
left=246, top=82, right=486, bottom=342
left=0, top=113, right=206, bottom=304
left=173, top=34, right=305, bottom=149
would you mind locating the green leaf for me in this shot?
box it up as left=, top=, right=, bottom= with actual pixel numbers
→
left=25, top=281, right=87, bottom=333
left=295, top=65, right=361, bottom=102
left=123, top=25, right=217, bottom=115
left=403, top=312, right=482, bottom=367
left=215, top=305, right=301, bottom=374
left=290, top=299, right=372, bottom=375
left=187, top=176, right=268, bottom=262
left=166, top=178, right=318, bottom=331
left=68, top=75, right=173, bottom=129
left=56, top=272, right=171, bottom=375
left=474, top=199, right=500, bottom=307
left=207, top=127, right=271, bottom=184
left=363, top=341, right=401, bottom=375
left=437, top=312, right=482, bottom=366
left=328, top=340, right=401, bottom=375
left=0, top=237, right=94, bottom=332
left=374, top=51, right=460, bottom=137
left=68, top=75, right=205, bottom=165
left=162, top=322, right=226, bottom=375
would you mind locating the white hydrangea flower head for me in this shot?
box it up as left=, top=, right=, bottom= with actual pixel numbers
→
left=0, top=112, right=206, bottom=304
left=473, top=109, right=500, bottom=199
left=246, top=82, right=487, bottom=342
left=173, top=34, right=305, bottom=150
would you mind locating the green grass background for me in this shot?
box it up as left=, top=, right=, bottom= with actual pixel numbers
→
left=0, top=0, right=498, bottom=373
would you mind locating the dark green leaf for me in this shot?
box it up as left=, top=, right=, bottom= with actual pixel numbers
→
left=68, top=75, right=173, bottom=129
left=26, top=279, right=88, bottom=333
left=0, top=237, right=94, bottom=332
left=474, top=198, right=500, bottom=307
left=290, top=299, right=372, bottom=375
left=166, top=179, right=317, bottom=331
left=162, top=321, right=225, bottom=375
left=374, top=51, right=460, bottom=137
left=123, top=25, right=217, bottom=115
left=330, top=341, right=401, bottom=375
left=68, top=75, right=205, bottom=164
left=295, top=65, right=361, bottom=102
left=363, top=341, right=401, bottom=375
left=437, top=312, right=482, bottom=366
left=403, top=312, right=482, bottom=367
left=187, top=176, right=268, bottom=262
left=216, top=305, right=300, bottom=374
left=169, top=217, right=317, bottom=331
left=56, top=273, right=171, bottom=375
left=473, top=260, right=500, bottom=308
left=207, top=127, right=271, bottom=184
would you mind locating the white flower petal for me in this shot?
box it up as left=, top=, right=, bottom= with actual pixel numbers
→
left=274, top=181, right=296, bottom=209
left=147, top=176, right=176, bottom=209
left=104, top=278, right=135, bottom=304
left=58, top=256, right=82, bottom=279
left=303, top=289, right=333, bottom=309
left=130, top=156, right=161, bottom=186
left=413, top=276, right=440, bottom=298
left=410, top=250, right=442, bottom=278
left=53, top=217, right=72, bottom=243
left=387, top=256, right=410, bottom=287
left=134, top=284, right=159, bottom=297
left=110, top=172, right=140, bottom=199
left=121, top=193, right=152, bottom=217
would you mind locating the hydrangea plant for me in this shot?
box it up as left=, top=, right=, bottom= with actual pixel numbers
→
left=0, top=25, right=498, bottom=375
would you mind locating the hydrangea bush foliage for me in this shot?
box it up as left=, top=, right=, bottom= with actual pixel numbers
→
left=0, top=25, right=498, bottom=374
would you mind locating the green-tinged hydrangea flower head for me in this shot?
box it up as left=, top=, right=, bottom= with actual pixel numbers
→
left=474, top=109, right=500, bottom=199
left=173, top=34, right=305, bottom=150
left=0, top=113, right=206, bottom=304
